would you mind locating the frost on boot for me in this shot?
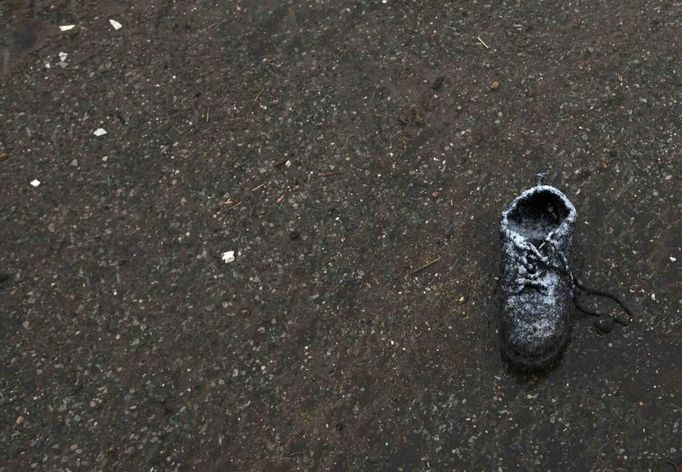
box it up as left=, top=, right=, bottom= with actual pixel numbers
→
left=500, top=177, right=577, bottom=371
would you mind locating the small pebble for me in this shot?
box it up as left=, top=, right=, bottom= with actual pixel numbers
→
left=489, top=80, right=500, bottom=91
left=289, top=230, right=300, bottom=240
left=16, top=415, right=25, bottom=425
left=222, top=251, right=235, bottom=264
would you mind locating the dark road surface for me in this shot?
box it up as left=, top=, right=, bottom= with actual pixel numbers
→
left=1, top=1, right=680, bottom=470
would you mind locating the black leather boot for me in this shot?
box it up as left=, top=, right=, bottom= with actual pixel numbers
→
left=500, top=174, right=577, bottom=371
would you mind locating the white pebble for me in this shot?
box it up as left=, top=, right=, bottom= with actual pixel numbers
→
left=109, top=19, right=122, bottom=30
left=30, top=179, right=41, bottom=187
left=93, top=128, right=107, bottom=137
left=222, top=251, right=235, bottom=264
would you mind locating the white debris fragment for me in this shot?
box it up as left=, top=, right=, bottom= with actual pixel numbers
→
left=93, top=128, right=107, bottom=137
left=58, top=51, right=68, bottom=62
left=671, top=256, right=677, bottom=262
left=30, top=179, right=41, bottom=187
left=222, top=251, right=235, bottom=264
left=70, top=159, right=79, bottom=167
left=59, top=25, right=76, bottom=32
left=109, top=19, right=122, bottom=30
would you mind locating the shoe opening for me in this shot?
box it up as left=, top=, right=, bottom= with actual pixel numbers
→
left=507, top=189, right=571, bottom=243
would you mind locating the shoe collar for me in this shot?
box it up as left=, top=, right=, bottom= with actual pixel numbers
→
left=501, top=184, right=577, bottom=245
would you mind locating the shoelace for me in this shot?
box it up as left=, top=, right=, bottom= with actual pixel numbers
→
left=516, top=240, right=563, bottom=293
left=516, top=239, right=634, bottom=328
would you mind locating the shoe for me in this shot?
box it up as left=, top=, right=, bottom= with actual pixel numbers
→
left=499, top=174, right=577, bottom=371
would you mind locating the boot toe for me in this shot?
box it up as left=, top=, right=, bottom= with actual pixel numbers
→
left=500, top=304, right=569, bottom=369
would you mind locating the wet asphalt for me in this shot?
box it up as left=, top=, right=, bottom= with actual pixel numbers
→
left=1, top=1, right=680, bottom=471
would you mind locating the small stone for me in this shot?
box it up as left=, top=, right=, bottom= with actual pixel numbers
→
left=595, top=316, right=614, bottom=334
left=489, top=80, right=500, bottom=91
left=222, top=251, right=235, bottom=263
left=16, top=415, right=25, bottom=425
left=70, top=159, right=79, bottom=167
left=30, top=179, right=41, bottom=187
left=289, top=230, right=300, bottom=240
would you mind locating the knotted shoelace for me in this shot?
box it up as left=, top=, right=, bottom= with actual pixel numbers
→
left=514, top=238, right=634, bottom=327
